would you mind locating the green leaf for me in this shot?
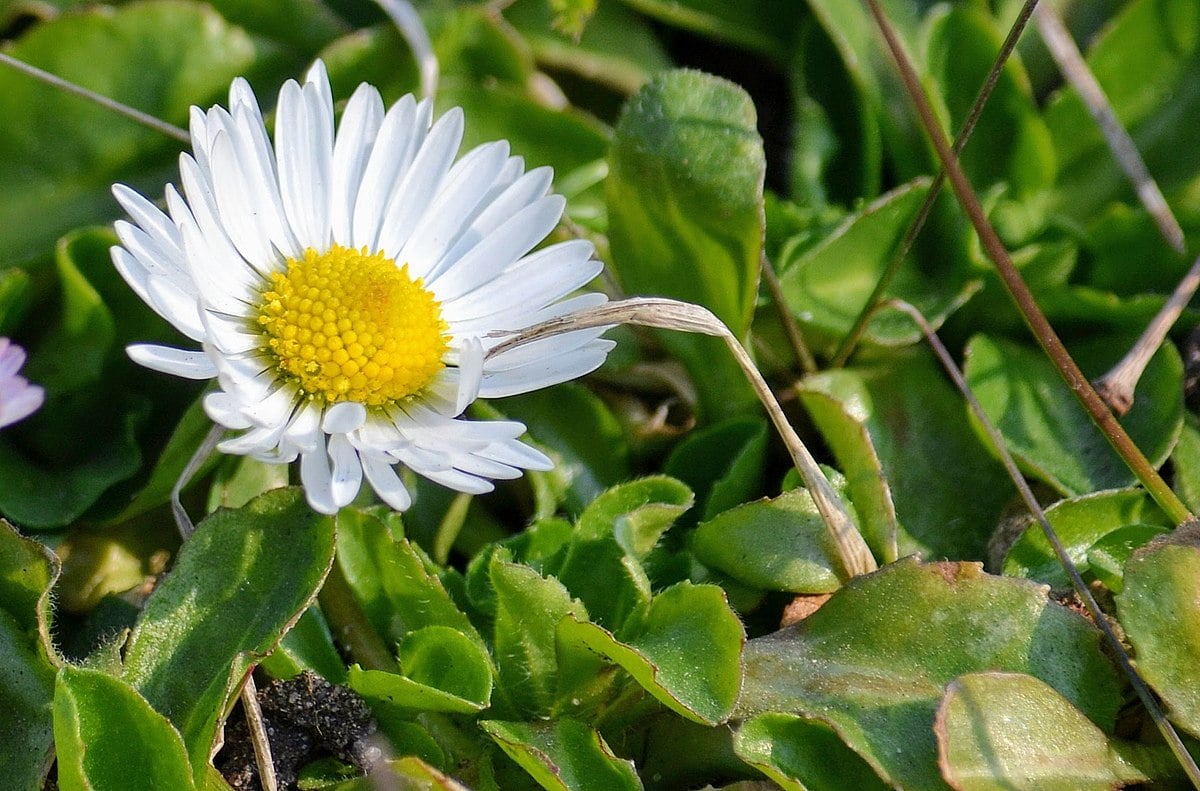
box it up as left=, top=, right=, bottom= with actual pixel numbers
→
left=798, top=350, right=1012, bottom=562
left=964, top=334, right=1183, bottom=496
left=1046, top=0, right=1200, bottom=222
left=349, top=659, right=488, bottom=716
left=734, top=713, right=888, bottom=791
left=739, top=559, right=1122, bottom=790
left=1086, top=524, right=1169, bottom=594
left=1171, top=413, right=1200, bottom=512
left=1003, top=489, right=1172, bottom=589
left=607, top=68, right=764, bottom=418
left=0, top=266, right=33, bottom=333
left=54, top=666, right=196, bottom=791
left=0, top=0, right=261, bottom=264
left=923, top=5, right=1055, bottom=195
left=496, top=384, right=632, bottom=515
left=334, top=507, right=484, bottom=652
left=205, top=455, right=290, bottom=512
left=576, top=476, right=694, bottom=558
left=106, top=397, right=216, bottom=523
left=935, top=673, right=1149, bottom=790
left=491, top=559, right=587, bottom=718
left=617, top=0, right=796, bottom=57
left=777, top=180, right=979, bottom=352
left=799, top=0, right=934, bottom=182
left=557, top=581, right=743, bottom=725
left=547, top=536, right=651, bottom=632
left=0, top=520, right=60, bottom=791
left=0, top=226, right=204, bottom=528
left=504, top=0, right=670, bottom=94
left=1, top=614, right=55, bottom=791
left=121, top=488, right=336, bottom=781
left=400, top=625, right=492, bottom=708
left=693, top=489, right=842, bottom=594
left=481, top=718, right=642, bottom=791
left=202, top=0, right=348, bottom=52
left=664, top=416, right=767, bottom=522
left=260, top=606, right=347, bottom=684
left=1115, top=526, right=1200, bottom=738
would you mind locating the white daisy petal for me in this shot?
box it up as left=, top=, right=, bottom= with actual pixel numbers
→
left=432, top=166, right=554, bottom=275
left=480, top=338, right=615, bottom=398
left=126, top=344, right=216, bottom=380
left=328, top=433, right=364, bottom=507
left=301, top=441, right=338, bottom=514
left=397, top=140, right=510, bottom=278
left=323, top=401, right=367, bottom=434
left=331, top=83, right=385, bottom=243
left=429, top=194, right=566, bottom=302
left=483, top=438, right=554, bottom=471
left=352, top=94, right=421, bottom=249
left=282, top=402, right=323, bottom=454
left=374, top=106, right=465, bottom=255
left=275, top=72, right=333, bottom=249
left=0, top=338, right=44, bottom=429
left=219, top=422, right=287, bottom=456
left=454, top=336, right=484, bottom=416
left=204, top=391, right=253, bottom=429
left=111, top=61, right=613, bottom=513
left=418, top=467, right=494, bottom=495
left=360, top=454, right=412, bottom=511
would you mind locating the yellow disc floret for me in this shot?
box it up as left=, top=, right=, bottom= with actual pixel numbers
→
left=256, top=244, right=448, bottom=406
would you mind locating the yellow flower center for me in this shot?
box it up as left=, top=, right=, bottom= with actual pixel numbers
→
left=256, top=244, right=448, bottom=406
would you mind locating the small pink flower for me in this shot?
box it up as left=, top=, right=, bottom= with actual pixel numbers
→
left=0, top=338, right=45, bottom=429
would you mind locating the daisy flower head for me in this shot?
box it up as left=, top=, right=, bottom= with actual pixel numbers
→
left=111, top=61, right=613, bottom=515
left=0, top=337, right=44, bottom=429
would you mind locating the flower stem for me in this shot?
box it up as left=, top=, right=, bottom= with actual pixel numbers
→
left=488, top=296, right=878, bottom=579
left=318, top=556, right=400, bottom=673
left=864, top=0, right=1193, bottom=527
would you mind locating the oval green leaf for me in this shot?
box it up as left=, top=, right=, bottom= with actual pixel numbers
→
left=739, top=559, right=1122, bottom=790
left=799, top=350, right=1012, bottom=562
left=1003, top=489, right=1172, bottom=589
left=964, top=334, right=1183, bottom=496
left=607, top=68, right=765, bottom=418
left=693, top=489, right=842, bottom=594
left=121, top=488, right=336, bottom=780
left=735, top=712, right=888, bottom=791
left=54, top=666, right=196, bottom=791
left=481, top=718, right=642, bottom=791
left=1115, top=526, right=1200, bottom=738
left=557, top=581, right=743, bottom=725
left=935, top=672, right=1148, bottom=791
left=777, top=180, right=980, bottom=351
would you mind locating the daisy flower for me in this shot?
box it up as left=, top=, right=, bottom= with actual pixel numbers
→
left=111, top=62, right=613, bottom=515
left=0, top=337, right=44, bottom=429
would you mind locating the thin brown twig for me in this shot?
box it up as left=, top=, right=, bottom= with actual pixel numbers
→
left=864, top=0, right=1193, bottom=528
left=0, top=52, right=190, bottom=143
left=1034, top=4, right=1184, bottom=253
left=760, top=250, right=818, bottom=374
left=241, top=676, right=279, bottom=791
left=830, top=0, right=1041, bottom=368
left=887, top=298, right=1200, bottom=789
left=1037, top=2, right=1197, bottom=416
left=1094, top=253, right=1200, bottom=415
